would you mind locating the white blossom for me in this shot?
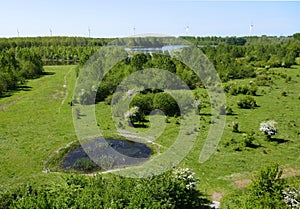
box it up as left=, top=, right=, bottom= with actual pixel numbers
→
left=172, top=168, right=198, bottom=190
left=283, top=187, right=300, bottom=208
left=259, top=120, right=277, bottom=137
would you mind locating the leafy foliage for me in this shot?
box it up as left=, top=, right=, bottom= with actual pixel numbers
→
left=153, top=92, right=180, bottom=117
left=237, top=96, right=257, bottom=109
left=259, top=120, right=277, bottom=140
left=222, top=164, right=287, bottom=209
left=0, top=49, right=43, bottom=95
left=124, top=106, right=145, bottom=124
left=283, top=186, right=300, bottom=208
left=0, top=168, right=210, bottom=209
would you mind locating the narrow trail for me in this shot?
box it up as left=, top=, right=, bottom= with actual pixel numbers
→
left=58, top=67, right=73, bottom=113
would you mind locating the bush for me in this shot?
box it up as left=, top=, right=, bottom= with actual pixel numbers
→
left=237, top=96, right=257, bottom=109
left=220, top=105, right=233, bottom=115
left=256, top=75, right=273, bottom=86
left=222, top=164, right=286, bottom=208
left=259, top=120, right=277, bottom=140
left=283, top=186, right=300, bottom=208
left=1, top=168, right=210, bottom=209
left=232, top=121, right=239, bottom=132
left=281, top=91, right=288, bottom=97
left=246, top=164, right=286, bottom=208
left=243, top=133, right=255, bottom=147
left=130, top=93, right=154, bottom=114
left=153, top=92, right=180, bottom=117
left=224, top=82, right=258, bottom=96
left=124, top=106, right=145, bottom=125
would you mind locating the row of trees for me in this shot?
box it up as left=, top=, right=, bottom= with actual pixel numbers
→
left=0, top=48, right=43, bottom=95
left=180, top=34, right=295, bottom=46
left=0, top=36, right=114, bottom=50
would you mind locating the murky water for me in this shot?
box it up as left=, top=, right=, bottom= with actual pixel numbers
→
left=61, top=139, right=151, bottom=172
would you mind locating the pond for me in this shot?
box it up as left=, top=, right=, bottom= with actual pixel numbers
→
left=61, top=139, right=152, bottom=172
left=124, top=45, right=188, bottom=54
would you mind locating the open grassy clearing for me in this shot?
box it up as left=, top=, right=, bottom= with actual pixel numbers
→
left=0, top=65, right=300, bottom=200
left=0, top=65, right=77, bottom=187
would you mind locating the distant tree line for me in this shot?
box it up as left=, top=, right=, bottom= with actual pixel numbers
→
left=180, top=35, right=295, bottom=46
left=1, top=35, right=300, bottom=96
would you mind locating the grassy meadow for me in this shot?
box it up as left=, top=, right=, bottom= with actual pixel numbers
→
left=0, top=64, right=300, bottom=200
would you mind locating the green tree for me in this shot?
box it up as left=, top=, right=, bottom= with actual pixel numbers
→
left=153, top=92, right=180, bottom=116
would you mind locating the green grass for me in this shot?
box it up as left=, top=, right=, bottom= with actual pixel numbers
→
left=0, top=65, right=77, bottom=187
left=1, top=65, right=300, bottom=199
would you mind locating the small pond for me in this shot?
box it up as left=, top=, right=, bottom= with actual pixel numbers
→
left=124, top=45, right=188, bottom=54
left=61, top=139, right=152, bottom=172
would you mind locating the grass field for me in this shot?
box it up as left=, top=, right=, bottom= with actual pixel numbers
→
left=0, top=65, right=77, bottom=187
left=0, top=65, right=300, bottom=200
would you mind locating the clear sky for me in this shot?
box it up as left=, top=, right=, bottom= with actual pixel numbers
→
left=1, top=0, right=300, bottom=38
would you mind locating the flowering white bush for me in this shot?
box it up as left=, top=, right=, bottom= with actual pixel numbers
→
left=259, top=120, right=277, bottom=139
left=192, top=99, right=202, bottom=114
left=124, top=106, right=144, bottom=124
left=172, top=168, right=198, bottom=190
left=283, top=187, right=300, bottom=208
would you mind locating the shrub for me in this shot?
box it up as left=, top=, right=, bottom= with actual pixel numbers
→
left=245, top=164, right=286, bottom=208
left=259, top=120, right=277, bottom=140
left=124, top=106, right=145, bottom=125
left=283, top=186, right=300, bottom=208
left=243, top=133, right=255, bottom=147
left=220, top=105, right=234, bottom=115
left=224, top=82, right=258, bottom=96
left=232, top=121, right=239, bottom=132
left=221, top=164, right=286, bottom=208
left=237, top=96, right=257, bottom=109
left=130, top=93, right=154, bottom=114
left=153, top=92, right=180, bottom=117
left=192, top=99, right=202, bottom=115
left=1, top=168, right=210, bottom=209
left=256, top=75, right=273, bottom=86
left=281, top=91, right=288, bottom=97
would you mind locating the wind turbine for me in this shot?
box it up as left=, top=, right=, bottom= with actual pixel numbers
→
left=88, top=27, right=91, bottom=38
left=133, top=26, right=136, bottom=36
left=17, top=29, right=19, bottom=37
left=249, top=22, right=254, bottom=36
left=185, top=25, right=189, bottom=35
left=50, top=29, right=52, bottom=36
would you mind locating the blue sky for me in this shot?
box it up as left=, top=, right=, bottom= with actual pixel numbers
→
left=1, top=0, right=300, bottom=38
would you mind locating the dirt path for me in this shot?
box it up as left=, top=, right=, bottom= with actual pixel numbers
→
left=58, top=67, right=73, bottom=113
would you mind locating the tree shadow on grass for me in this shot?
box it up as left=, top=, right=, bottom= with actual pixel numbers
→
left=269, top=138, right=290, bottom=144
left=132, top=123, right=148, bottom=128
left=42, top=71, right=56, bottom=76
left=0, top=72, right=55, bottom=99
left=200, top=113, right=212, bottom=116
left=246, top=143, right=264, bottom=149
left=0, top=85, right=32, bottom=98
left=17, top=85, right=32, bottom=91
